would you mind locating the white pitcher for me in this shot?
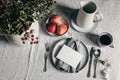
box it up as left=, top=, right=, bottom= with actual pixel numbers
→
left=76, top=1, right=103, bottom=29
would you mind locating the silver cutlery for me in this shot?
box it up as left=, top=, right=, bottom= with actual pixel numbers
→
left=87, top=47, right=94, bottom=77
left=43, top=43, right=50, bottom=72
left=93, top=48, right=101, bottom=78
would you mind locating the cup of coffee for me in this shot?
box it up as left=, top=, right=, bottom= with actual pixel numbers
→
left=76, top=1, right=103, bottom=29
left=98, top=32, right=114, bottom=48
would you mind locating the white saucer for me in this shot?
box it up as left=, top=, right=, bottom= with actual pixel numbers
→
left=71, top=13, right=98, bottom=33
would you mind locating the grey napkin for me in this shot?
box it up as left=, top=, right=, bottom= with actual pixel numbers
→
left=56, top=38, right=81, bottom=73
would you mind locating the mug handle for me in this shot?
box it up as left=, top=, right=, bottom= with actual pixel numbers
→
left=109, top=44, right=114, bottom=48
left=94, top=12, right=103, bottom=23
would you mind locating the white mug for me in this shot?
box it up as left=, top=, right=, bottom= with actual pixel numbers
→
left=76, top=1, right=103, bottom=29
left=98, top=32, right=114, bottom=48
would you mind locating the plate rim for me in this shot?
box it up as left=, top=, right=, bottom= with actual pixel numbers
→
left=50, top=38, right=89, bottom=73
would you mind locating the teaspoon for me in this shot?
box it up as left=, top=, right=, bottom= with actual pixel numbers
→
left=93, top=49, right=101, bottom=78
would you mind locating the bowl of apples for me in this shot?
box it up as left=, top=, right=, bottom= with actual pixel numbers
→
left=46, top=14, right=69, bottom=36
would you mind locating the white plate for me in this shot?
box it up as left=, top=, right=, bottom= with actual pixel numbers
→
left=71, top=12, right=98, bottom=33
left=51, top=38, right=89, bottom=73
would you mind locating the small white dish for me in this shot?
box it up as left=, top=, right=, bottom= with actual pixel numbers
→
left=45, top=14, right=69, bottom=36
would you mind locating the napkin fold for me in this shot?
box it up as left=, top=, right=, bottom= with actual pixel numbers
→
left=55, top=38, right=81, bottom=73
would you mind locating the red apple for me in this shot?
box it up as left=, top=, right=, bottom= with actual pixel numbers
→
left=57, top=24, right=68, bottom=35
left=47, top=23, right=57, bottom=33
left=50, top=15, right=62, bottom=25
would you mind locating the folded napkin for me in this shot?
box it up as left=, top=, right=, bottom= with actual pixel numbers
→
left=55, top=38, right=81, bottom=73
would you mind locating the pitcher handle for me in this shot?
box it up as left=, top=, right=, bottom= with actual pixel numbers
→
left=94, top=12, right=103, bottom=22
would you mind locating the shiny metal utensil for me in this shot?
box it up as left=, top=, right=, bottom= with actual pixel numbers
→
left=93, top=48, right=101, bottom=78
left=87, top=47, right=94, bottom=77
left=43, top=43, right=50, bottom=72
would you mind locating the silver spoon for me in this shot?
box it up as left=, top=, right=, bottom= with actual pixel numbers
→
left=93, top=48, right=101, bottom=78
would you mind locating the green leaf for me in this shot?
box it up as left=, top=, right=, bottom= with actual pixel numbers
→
left=0, top=0, right=56, bottom=35
left=27, top=15, right=34, bottom=22
left=16, top=22, right=23, bottom=29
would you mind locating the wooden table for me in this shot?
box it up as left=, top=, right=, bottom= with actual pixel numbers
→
left=0, top=0, right=120, bottom=80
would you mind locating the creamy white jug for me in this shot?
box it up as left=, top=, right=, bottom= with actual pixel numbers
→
left=76, top=1, right=103, bottom=29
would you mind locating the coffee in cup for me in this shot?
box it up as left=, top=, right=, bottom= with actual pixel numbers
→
left=98, top=32, right=114, bottom=48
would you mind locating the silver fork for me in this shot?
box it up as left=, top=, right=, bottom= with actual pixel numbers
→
left=43, top=43, right=50, bottom=72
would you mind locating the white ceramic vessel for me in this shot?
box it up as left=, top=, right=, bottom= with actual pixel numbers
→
left=76, top=1, right=103, bottom=30
left=6, top=20, right=39, bottom=46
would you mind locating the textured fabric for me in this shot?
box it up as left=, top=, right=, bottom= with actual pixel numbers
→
left=0, top=0, right=120, bottom=80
